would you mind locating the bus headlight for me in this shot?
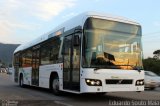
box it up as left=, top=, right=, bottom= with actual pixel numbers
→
left=136, top=79, right=144, bottom=86
left=85, top=79, right=102, bottom=86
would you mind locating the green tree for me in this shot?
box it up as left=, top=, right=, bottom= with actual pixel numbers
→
left=153, top=49, right=160, bottom=60
left=143, top=57, right=160, bottom=75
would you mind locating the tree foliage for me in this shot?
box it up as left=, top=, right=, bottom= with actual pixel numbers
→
left=143, top=49, right=160, bottom=75
left=153, top=49, right=160, bottom=60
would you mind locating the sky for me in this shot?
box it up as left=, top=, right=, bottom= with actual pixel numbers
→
left=0, top=0, right=160, bottom=58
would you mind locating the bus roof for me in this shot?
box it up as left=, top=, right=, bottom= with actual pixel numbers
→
left=14, top=11, right=140, bottom=54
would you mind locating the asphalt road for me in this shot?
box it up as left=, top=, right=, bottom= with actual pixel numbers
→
left=0, top=73, right=160, bottom=106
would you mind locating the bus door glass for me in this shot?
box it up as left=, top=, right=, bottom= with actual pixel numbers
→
left=63, top=33, right=80, bottom=91
left=32, top=47, right=40, bottom=86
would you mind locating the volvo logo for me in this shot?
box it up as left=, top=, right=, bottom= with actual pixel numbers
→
left=117, top=80, right=123, bottom=84
left=111, top=76, right=119, bottom=79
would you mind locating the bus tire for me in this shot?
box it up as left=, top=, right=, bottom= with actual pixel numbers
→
left=19, top=74, right=25, bottom=88
left=51, top=76, right=61, bottom=95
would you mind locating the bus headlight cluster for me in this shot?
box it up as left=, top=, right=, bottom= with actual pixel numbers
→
left=85, top=79, right=102, bottom=86
left=136, top=79, right=144, bottom=86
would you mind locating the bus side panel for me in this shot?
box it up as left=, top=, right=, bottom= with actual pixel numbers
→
left=19, top=67, right=32, bottom=85
left=39, top=63, right=63, bottom=88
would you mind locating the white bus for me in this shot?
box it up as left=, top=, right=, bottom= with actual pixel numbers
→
left=13, top=12, right=144, bottom=95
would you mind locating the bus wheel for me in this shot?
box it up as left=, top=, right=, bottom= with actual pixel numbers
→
left=51, top=76, right=61, bottom=95
left=19, top=75, right=24, bottom=88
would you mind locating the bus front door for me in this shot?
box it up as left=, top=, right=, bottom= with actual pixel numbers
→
left=63, top=34, right=80, bottom=91
left=32, top=48, right=40, bottom=86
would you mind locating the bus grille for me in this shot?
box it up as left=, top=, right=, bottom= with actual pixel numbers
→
left=105, top=79, right=133, bottom=84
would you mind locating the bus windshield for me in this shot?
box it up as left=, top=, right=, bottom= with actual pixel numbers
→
left=82, top=18, right=143, bottom=70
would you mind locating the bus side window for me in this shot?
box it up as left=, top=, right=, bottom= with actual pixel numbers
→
left=50, top=38, right=61, bottom=63
left=41, top=46, right=50, bottom=65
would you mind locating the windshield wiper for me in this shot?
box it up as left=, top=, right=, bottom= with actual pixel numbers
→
left=93, top=66, right=121, bottom=71
left=94, top=67, right=102, bottom=71
left=115, top=65, right=142, bottom=72
left=134, top=66, right=143, bottom=72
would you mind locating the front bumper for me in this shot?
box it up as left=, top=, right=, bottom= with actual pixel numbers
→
left=81, top=79, right=144, bottom=93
